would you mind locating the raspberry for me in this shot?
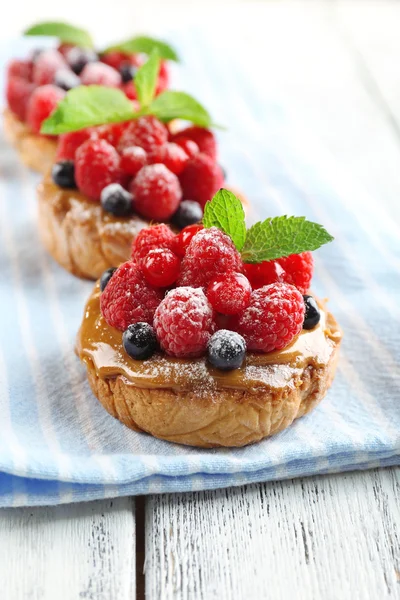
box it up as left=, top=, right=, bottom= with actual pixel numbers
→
left=142, top=248, right=181, bottom=287
left=148, top=143, right=188, bottom=175
left=7, top=59, right=33, bottom=81
left=56, top=128, right=94, bottom=161
left=32, top=49, right=66, bottom=85
left=101, top=51, right=131, bottom=70
left=173, top=126, right=217, bottom=160
left=118, top=115, right=168, bottom=153
left=101, top=261, right=163, bottom=331
left=244, top=261, right=285, bottom=290
left=155, top=60, right=169, bottom=94
left=26, top=85, right=65, bottom=134
left=233, top=283, right=305, bottom=353
left=179, top=153, right=224, bottom=207
left=277, top=252, right=314, bottom=295
left=174, top=137, right=199, bottom=158
left=95, top=122, right=128, bottom=147
left=120, top=146, right=147, bottom=176
left=6, top=76, right=35, bottom=121
left=154, top=287, right=216, bottom=357
left=175, top=224, right=204, bottom=257
left=75, top=139, right=122, bottom=200
left=80, top=62, right=122, bottom=87
left=207, top=272, right=251, bottom=315
left=178, top=227, right=243, bottom=288
left=131, top=223, right=176, bottom=264
left=122, top=81, right=137, bottom=100
left=130, top=164, right=182, bottom=221
left=57, top=43, right=75, bottom=57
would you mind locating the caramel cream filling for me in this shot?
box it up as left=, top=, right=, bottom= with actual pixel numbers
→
left=76, top=285, right=342, bottom=391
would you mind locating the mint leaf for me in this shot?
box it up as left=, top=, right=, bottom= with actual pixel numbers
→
left=24, top=21, right=93, bottom=48
left=104, top=35, right=179, bottom=62
left=149, top=91, right=215, bottom=128
left=41, top=86, right=135, bottom=135
left=203, top=189, right=246, bottom=251
left=241, top=216, right=334, bottom=263
left=135, top=52, right=160, bottom=108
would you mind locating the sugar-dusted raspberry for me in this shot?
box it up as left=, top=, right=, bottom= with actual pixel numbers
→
left=173, top=126, right=217, bottom=161
left=233, top=283, right=305, bottom=353
left=101, top=51, right=131, bottom=70
left=75, top=138, right=122, bottom=200
left=26, top=84, right=65, bottom=134
left=100, top=261, right=163, bottom=331
left=178, top=227, right=243, bottom=289
left=277, top=251, right=314, bottom=295
left=148, top=142, right=189, bottom=175
left=179, top=153, right=224, bottom=207
left=80, top=62, right=122, bottom=87
left=142, top=248, right=181, bottom=287
left=175, top=224, right=204, bottom=257
left=130, top=164, right=182, bottom=221
left=6, top=76, right=35, bottom=121
left=56, top=128, right=95, bottom=161
left=207, top=272, right=251, bottom=315
left=154, top=287, right=216, bottom=357
left=32, top=49, right=67, bottom=85
left=120, top=146, right=147, bottom=176
left=131, top=223, right=176, bottom=264
left=174, top=137, right=199, bottom=158
left=7, top=59, right=33, bottom=81
left=95, top=122, right=128, bottom=147
left=244, top=260, right=285, bottom=290
left=118, top=115, right=168, bottom=153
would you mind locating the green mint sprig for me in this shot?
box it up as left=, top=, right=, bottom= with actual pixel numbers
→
left=24, top=22, right=94, bottom=48
left=42, top=53, right=219, bottom=135
left=203, top=190, right=334, bottom=262
left=103, top=35, right=179, bottom=62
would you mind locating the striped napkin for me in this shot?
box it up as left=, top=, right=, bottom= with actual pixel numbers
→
left=0, top=32, right=399, bottom=507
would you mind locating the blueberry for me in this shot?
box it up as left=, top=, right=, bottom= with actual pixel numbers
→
left=66, top=47, right=98, bottom=75
left=100, top=267, right=117, bottom=292
left=172, top=200, right=203, bottom=230
left=207, top=330, right=246, bottom=371
left=303, top=295, right=321, bottom=330
left=100, top=184, right=133, bottom=217
left=51, top=160, right=76, bottom=189
left=54, top=68, right=80, bottom=91
left=119, top=63, right=137, bottom=83
left=123, top=322, right=158, bottom=360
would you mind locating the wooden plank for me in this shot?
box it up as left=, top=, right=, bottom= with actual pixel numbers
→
left=145, top=468, right=400, bottom=600
left=0, top=497, right=136, bottom=600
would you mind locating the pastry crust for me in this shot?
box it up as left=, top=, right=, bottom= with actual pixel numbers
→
left=3, top=108, right=57, bottom=174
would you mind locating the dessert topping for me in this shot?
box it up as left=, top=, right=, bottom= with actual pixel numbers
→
left=99, top=267, right=117, bottom=292
left=122, top=322, right=158, bottom=361
left=303, top=295, right=321, bottom=330
left=207, top=330, right=246, bottom=371
left=100, top=183, right=133, bottom=217
left=51, top=160, right=76, bottom=189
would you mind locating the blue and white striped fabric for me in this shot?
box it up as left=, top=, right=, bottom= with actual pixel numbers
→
left=0, top=32, right=399, bottom=508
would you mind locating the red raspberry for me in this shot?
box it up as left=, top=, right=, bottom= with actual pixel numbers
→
left=207, top=272, right=251, bottom=315
left=101, top=51, right=130, bottom=70
left=120, top=146, right=147, bottom=176
left=57, top=43, right=75, bottom=57
left=277, top=252, right=314, bottom=295
left=56, top=128, right=94, bottom=161
left=130, top=164, right=181, bottom=221
left=154, top=287, right=216, bottom=357
left=75, top=139, right=122, bottom=200
left=178, top=227, right=243, bottom=289
left=132, top=223, right=176, bottom=264
left=174, top=137, right=199, bottom=158
left=155, top=60, right=169, bottom=94
left=100, top=261, right=163, bottom=331
left=32, top=49, right=66, bottom=85
left=179, top=153, right=224, bottom=207
left=26, top=85, right=65, bottom=134
left=80, top=62, right=122, bottom=87
left=175, top=224, right=204, bottom=257
left=233, top=283, right=305, bottom=353
left=7, top=59, right=33, bottom=81
left=118, top=115, right=168, bottom=153
left=173, top=126, right=217, bottom=161
left=148, top=143, right=188, bottom=175
left=6, top=76, right=36, bottom=121
left=95, top=122, right=128, bottom=147
left=244, top=261, right=285, bottom=290
left=122, top=81, right=137, bottom=100
left=142, top=248, right=181, bottom=287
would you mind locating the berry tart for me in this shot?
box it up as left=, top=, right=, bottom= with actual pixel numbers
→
left=36, top=57, right=239, bottom=279
left=76, top=190, right=342, bottom=448
left=4, top=21, right=176, bottom=173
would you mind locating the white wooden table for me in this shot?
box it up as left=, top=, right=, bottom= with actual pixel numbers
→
left=1, top=2, right=399, bottom=598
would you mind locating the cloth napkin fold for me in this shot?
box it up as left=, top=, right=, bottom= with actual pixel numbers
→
left=0, top=32, right=399, bottom=507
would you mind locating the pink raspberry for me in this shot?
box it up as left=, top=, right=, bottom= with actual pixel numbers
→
left=80, top=62, right=122, bottom=87
left=75, top=139, right=122, bottom=200
left=148, top=142, right=189, bottom=175
left=131, top=223, right=176, bottom=264
left=120, top=146, right=147, bottom=176
left=130, top=164, right=182, bottom=221
left=154, top=287, right=216, bottom=357
left=207, top=272, right=251, bottom=315
left=56, top=128, right=95, bottom=161
left=26, top=84, right=65, bottom=134
left=32, top=49, right=66, bottom=85
left=232, top=283, right=305, bottom=352
left=6, top=76, right=36, bottom=121
left=178, top=227, right=243, bottom=289
left=118, top=115, right=168, bottom=153
left=100, top=261, right=163, bottom=331
left=7, top=59, right=33, bottom=81
left=173, top=126, right=217, bottom=160
left=179, top=153, right=224, bottom=207
left=277, top=252, right=314, bottom=295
